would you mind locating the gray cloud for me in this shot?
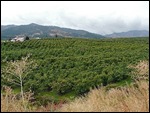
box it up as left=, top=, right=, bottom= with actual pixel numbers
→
left=2, top=1, right=149, bottom=35
left=52, top=12, right=148, bottom=35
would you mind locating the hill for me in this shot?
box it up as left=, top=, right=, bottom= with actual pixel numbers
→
left=1, top=23, right=105, bottom=39
left=105, top=30, right=149, bottom=38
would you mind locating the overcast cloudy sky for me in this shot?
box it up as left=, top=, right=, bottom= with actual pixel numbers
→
left=1, top=1, right=149, bottom=35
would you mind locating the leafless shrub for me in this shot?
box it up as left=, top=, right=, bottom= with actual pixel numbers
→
left=1, top=54, right=36, bottom=111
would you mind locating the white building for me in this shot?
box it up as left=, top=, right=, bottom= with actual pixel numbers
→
left=10, top=36, right=28, bottom=42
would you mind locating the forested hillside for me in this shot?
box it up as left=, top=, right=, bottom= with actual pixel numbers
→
left=1, top=23, right=105, bottom=39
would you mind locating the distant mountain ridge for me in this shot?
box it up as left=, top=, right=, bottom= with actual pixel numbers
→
left=1, top=23, right=105, bottom=39
left=1, top=23, right=149, bottom=39
left=105, top=30, right=149, bottom=38
left=1, top=25, right=17, bottom=31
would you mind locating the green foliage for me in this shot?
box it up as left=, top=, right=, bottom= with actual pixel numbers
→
left=1, top=37, right=149, bottom=104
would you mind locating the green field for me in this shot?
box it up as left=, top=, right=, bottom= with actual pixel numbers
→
left=1, top=37, right=149, bottom=104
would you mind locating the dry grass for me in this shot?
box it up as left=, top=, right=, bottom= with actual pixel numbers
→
left=135, top=60, right=149, bottom=76
left=59, top=61, right=149, bottom=112
left=59, top=80, right=149, bottom=112
left=1, top=86, right=34, bottom=112
left=129, top=60, right=149, bottom=80
left=34, top=102, right=64, bottom=112
left=1, top=86, right=60, bottom=112
left=2, top=81, right=148, bottom=112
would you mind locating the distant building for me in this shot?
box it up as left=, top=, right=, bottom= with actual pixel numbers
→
left=10, top=35, right=29, bottom=42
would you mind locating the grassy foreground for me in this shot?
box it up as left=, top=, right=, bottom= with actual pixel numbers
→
left=59, top=80, right=149, bottom=112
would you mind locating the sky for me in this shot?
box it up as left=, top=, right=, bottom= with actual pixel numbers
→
left=1, top=1, right=149, bottom=35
